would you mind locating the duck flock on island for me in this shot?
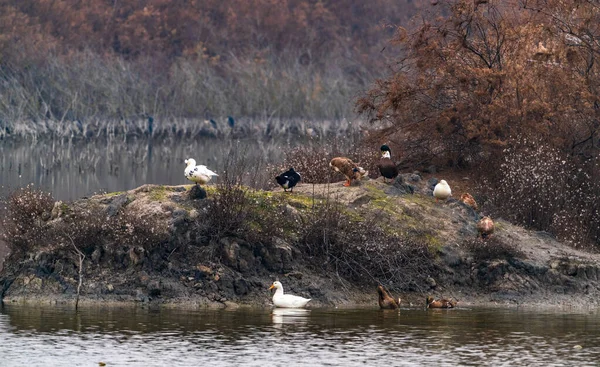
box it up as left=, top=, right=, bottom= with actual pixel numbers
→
left=184, top=143, right=493, bottom=310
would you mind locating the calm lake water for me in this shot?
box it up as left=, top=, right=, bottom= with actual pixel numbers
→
left=0, top=136, right=298, bottom=201
left=1, top=304, right=599, bottom=366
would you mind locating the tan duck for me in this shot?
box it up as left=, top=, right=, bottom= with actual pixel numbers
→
left=377, top=285, right=401, bottom=310
left=426, top=296, right=457, bottom=309
left=377, top=145, right=399, bottom=183
left=477, top=216, right=495, bottom=239
left=329, top=157, right=368, bottom=187
left=460, top=193, right=478, bottom=210
left=433, top=179, right=452, bottom=202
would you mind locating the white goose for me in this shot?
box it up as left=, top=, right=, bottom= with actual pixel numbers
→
left=433, top=179, right=452, bottom=202
left=268, top=281, right=311, bottom=308
left=184, top=158, right=218, bottom=185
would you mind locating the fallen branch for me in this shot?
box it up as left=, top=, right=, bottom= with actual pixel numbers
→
left=64, top=232, right=85, bottom=310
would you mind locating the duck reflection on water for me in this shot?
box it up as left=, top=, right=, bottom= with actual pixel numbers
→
left=271, top=308, right=311, bottom=325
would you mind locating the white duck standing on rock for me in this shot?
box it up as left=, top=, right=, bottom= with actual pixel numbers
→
left=433, top=179, right=452, bottom=202
left=269, top=281, right=311, bottom=308
left=184, top=158, right=218, bottom=186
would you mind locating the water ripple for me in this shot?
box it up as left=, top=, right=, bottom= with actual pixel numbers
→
left=1, top=306, right=599, bottom=366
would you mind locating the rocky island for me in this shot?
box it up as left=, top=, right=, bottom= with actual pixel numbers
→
left=2, top=173, right=600, bottom=309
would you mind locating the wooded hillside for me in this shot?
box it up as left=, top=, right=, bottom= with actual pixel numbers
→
left=0, top=0, right=423, bottom=64
left=0, top=0, right=423, bottom=122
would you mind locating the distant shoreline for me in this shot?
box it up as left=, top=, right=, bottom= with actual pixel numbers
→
left=0, top=117, right=366, bottom=141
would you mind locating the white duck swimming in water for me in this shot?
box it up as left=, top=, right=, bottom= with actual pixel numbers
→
left=268, top=281, right=311, bottom=308
left=184, top=158, right=218, bottom=185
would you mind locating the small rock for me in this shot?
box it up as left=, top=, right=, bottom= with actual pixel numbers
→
left=129, top=247, right=144, bottom=266
left=427, top=177, right=439, bottom=189
left=189, top=185, right=207, bottom=200
left=91, top=248, right=102, bottom=263
left=196, top=264, right=213, bottom=275
left=351, top=194, right=373, bottom=206
left=392, top=180, right=415, bottom=195
left=220, top=238, right=240, bottom=267
left=285, top=271, right=304, bottom=279
left=170, top=216, right=187, bottom=230
left=148, top=280, right=162, bottom=296
left=409, top=173, right=421, bottom=182
left=233, top=278, right=249, bottom=295
left=426, top=277, right=437, bottom=288
left=22, top=275, right=33, bottom=286
left=172, top=209, right=188, bottom=218
left=566, top=263, right=578, bottom=276
left=105, top=194, right=129, bottom=217
left=424, top=165, right=437, bottom=174
left=224, top=301, right=240, bottom=309
left=283, top=204, right=301, bottom=221
left=135, top=289, right=149, bottom=303
left=51, top=201, right=64, bottom=219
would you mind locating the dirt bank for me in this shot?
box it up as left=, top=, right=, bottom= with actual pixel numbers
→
left=2, top=175, right=600, bottom=309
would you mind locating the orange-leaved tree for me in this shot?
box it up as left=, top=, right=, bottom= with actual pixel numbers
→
left=357, top=0, right=600, bottom=168
left=357, top=0, right=600, bottom=248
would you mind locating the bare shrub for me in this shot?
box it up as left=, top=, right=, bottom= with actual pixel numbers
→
left=279, top=144, right=334, bottom=184
left=2, top=184, right=171, bottom=258
left=2, top=185, right=55, bottom=253
left=194, top=143, right=290, bottom=242
left=53, top=201, right=110, bottom=249
left=479, top=139, right=600, bottom=249
left=296, top=203, right=436, bottom=290
left=112, top=209, right=169, bottom=250
left=277, top=137, right=381, bottom=184
left=296, top=200, right=345, bottom=255
left=196, top=185, right=252, bottom=242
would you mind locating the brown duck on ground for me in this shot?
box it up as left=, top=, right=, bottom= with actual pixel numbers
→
left=329, top=157, right=368, bottom=187
left=377, top=285, right=401, bottom=310
left=377, top=145, right=399, bottom=183
left=477, top=216, right=495, bottom=239
left=460, top=193, right=478, bottom=210
left=426, top=296, right=457, bottom=309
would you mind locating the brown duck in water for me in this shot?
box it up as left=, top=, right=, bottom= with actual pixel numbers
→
left=377, top=285, right=401, bottom=309
left=377, top=145, right=399, bottom=183
left=329, top=157, right=367, bottom=187
left=426, top=296, right=457, bottom=309
left=460, top=193, right=478, bottom=211
left=477, top=216, right=495, bottom=239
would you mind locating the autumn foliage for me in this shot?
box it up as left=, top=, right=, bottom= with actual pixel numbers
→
left=0, top=0, right=426, bottom=123
left=357, top=0, right=600, bottom=248
left=0, top=0, right=420, bottom=63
